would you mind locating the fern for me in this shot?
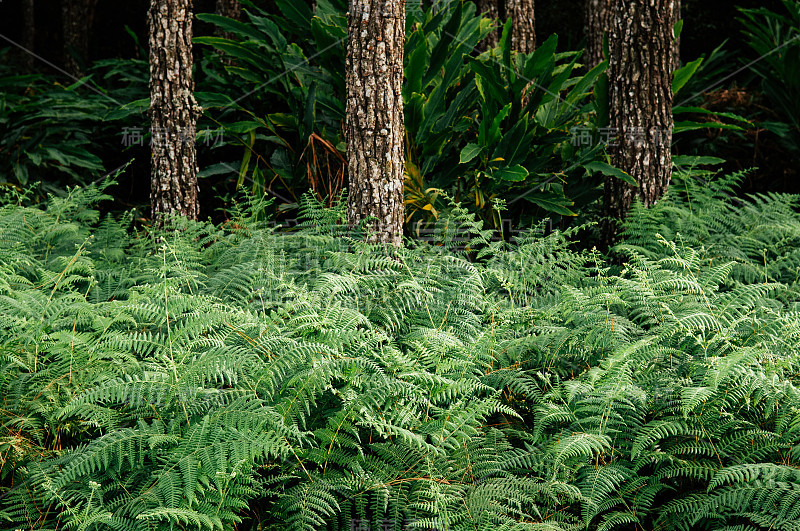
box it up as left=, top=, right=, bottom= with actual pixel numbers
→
left=2, top=177, right=800, bottom=531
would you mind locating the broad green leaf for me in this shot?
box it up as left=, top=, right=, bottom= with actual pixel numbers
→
left=237, top=131, right=256, bottom=189
left=405, top=33, right=429, bottom=96
left=584, top=161, right=637, bottom=186
left=673, top=57, right=703, bottom=96
left=673, top=120, right=743, bottom=134
left=460, top=143, right=482, bottom=164
left=488, top=103, right=512, bottom=144
left=198, top=162, right=238, bottom=178
left=195, top=13, right=265, bottom=42
left=672, top=155, right=726, bottom=167
left=493, top=164, right=528, bottom=181
left=674, top=19, right=684, bottom=39
left=248, top=13, right=288, bottom=50
left=526, top=193, right=577, bottom=216
left=275, top=0, right=313, bottom=32
left=673, top=106, right=751, bottom=123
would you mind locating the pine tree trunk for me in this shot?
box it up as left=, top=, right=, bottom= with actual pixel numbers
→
left=62, top=0, right=98, bottom=76
left=584, top=0, right=613, bottom=68
left=148, top=0, right=200, bottom=223
left=602, top=0, right=676, bottom=247
left=477, top=0, right=500, bottom=50
left=21, top=0, right=35, bottom=72
left=507, top=0, right=536, bottom=53
left=673, top=0, right=681, bottom=71
left=214, top=0, right=242, bottom=39
left=345, top=0, right=405, bottom=246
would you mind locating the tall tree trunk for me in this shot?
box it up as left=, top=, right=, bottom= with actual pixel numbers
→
left=345, top=0, right=405, bottom=247
left=584, top=0, right=613, bottom=68
left=21, top=0, right=35, bottom=72
left=507, top=0, right=536, bottom=53
left=62, top=0, right=98, bottom=76
left=214, top=0, right=242, bottom=39
left=602, top=0, right=676, bottom=247
left=148, top=0, right=200, bottom=222
left=673, top=0, right=681, bottom=71
left=479, top=0, right=535, bottom=53
left=477, top=0, right=500, bottom=50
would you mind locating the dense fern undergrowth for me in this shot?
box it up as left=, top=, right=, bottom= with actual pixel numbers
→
left=2, top=170, right=800, bottom=531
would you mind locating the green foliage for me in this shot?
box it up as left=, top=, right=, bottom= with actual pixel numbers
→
left=0, top=52, right=105, bottom=190
left=194, top=0, right=347, bottom=205
left=619, top=160, right=800, bottom=292
left=0, top=48, right=149, bottom=196
left=198, top=1, right=613, bottom=228
left=403, top=3, right=608, bottom=228
left=2, top=172, right=800, bottom=530
left=739, top=0, right=800, bottom=161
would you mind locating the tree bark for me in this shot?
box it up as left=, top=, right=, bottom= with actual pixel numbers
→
left=62, top=0, right=98, bottom=77
left=148, top=0, right=200, bottom=223
left=214, top=0, right=242, bottom=39
left=507, top=0, right=536, bottom=53
left=584, top=0, right=613, bottom=68
left=476, top=0, right=500, bottom=50
left=21, top=0, right=35, bottom=72
left=673, top=0, right=681, bottom=71
left=345, top=0, right=405, bottom=246
left=602, top=0, right=676, bottom=247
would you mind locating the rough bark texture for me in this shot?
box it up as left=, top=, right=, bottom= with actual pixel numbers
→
left=602, top=0, right=676, bottom=247
left=62, top=0, right=98, bottom=76
left=477, top=0, right=500, bottom=50
left=21, top=0, right=35, bottom=71
left=346, top=0, right=405, bottom=246
left=507, top=0, right=536, bottom=53
left=584, top=0, right=613, bottom=68
left=214, top=0, right=242, bottom=39
left=673, top=0, right=681, bottom=71
left=148, top=0, right=200, bottom=223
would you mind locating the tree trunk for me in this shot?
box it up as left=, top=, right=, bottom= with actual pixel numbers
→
left=62, top=0, right=98, bottom=77
left=507, top=0, right=536, bottom=53
left=148, top=0, right=200, bottom=223
left=21, top=0, right=35, bottom=72
left=584, top=0, right=613, bottom=68
left=476, top=0, right=500, bottom=50
left=214, top=0, right=242, bottom=39
left=673, top=0, right=681, bottom=71
left=602, top=0, right=676, bottom=247
left=345, top=0, right=405, bottom=246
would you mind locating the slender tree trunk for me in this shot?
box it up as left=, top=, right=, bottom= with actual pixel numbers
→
left=62, top=0, right=98, bottom=76
left=214, top=0, right=242, bottom=39
left=584, top=0, right=613, bottom=68
left=507, top=0, right=535, bottom=53
left=673, top=0, right=681, bottom=71
left=602, top=0, right=676, bottom=247
left=477, top=0, right=500, bottom=50
left=345, top=0, right=405, bottom=246
left=148, top=0, right=200, bottom=222
left=21, top=0, right=35, bottom=71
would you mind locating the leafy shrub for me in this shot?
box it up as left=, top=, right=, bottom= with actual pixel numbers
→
left=739, top=0, right=800, bottom=162
left=0, top=48, right=149, bottom=198
left=0, top=51, right=106, bottom=190
left=194, top=0, right=347, bottom=206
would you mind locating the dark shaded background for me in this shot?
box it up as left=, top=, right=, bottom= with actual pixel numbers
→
left=2, top=0, right=784, bottom=67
